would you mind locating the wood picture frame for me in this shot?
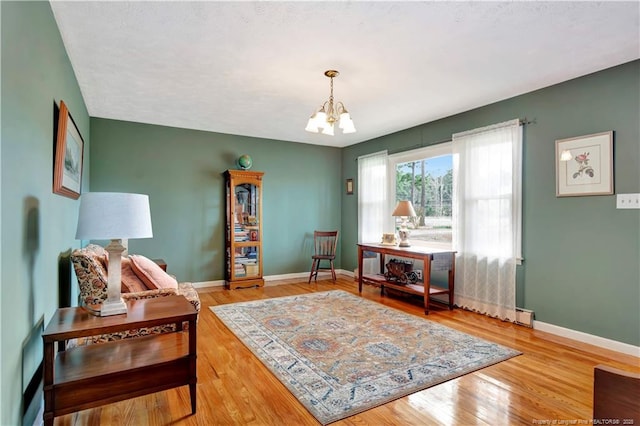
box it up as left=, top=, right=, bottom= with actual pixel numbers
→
left=380, top=233, right=397, bottom=246
left=53, top=101, right=84, bottom=199
left=346, top=178, right=354, bottom=195
left=555, top=131, right=613, bottom=197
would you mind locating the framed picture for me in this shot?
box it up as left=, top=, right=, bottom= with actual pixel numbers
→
left=346, top=178, right=354, bottom=195
left=53, top=101, right=84, bottom=199
left=380, top=233, right=397, bottom=246
left=555, top=131, right=613, bottom=197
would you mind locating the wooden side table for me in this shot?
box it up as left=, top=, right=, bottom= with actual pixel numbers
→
left=42, top=295, right=197, bottom=425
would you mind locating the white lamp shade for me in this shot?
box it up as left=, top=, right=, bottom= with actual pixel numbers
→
left=76, top=192, right=153, bottom=240
left=314, top=111, right=328, bottom=130
left=338, top=112, right=351, bottom=129
left=321, top=122, right=335, bottom=136
left=340, top=114, right=356, bottom=133
left=305, top=117, right=319, bottom=133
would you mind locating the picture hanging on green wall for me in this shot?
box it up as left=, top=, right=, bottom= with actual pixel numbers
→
left=53, top=100, right=85, bottom=199
left=555, top=131, right=613, bottom=197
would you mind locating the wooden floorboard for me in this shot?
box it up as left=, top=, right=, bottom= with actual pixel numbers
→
left=54, top=276, right=639, bottom=425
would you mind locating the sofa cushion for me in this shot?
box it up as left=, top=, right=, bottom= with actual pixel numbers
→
left=121, top=257, right=149, bottom=293
left=129, top=254, right=178, bottom=290
left=71, top=246, right=109, bottom=310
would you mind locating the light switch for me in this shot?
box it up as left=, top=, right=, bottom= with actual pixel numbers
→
left=616, top=193, right=640, bottom=209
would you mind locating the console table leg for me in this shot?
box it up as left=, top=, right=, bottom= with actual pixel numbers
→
left=423, top=255, right=431, bottom=315
left=448, top=254, right=456, bottom=310
left=190, top=383, right=196, bottom=414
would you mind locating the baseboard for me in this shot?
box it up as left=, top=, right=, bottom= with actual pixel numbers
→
left=337, top=269, right=354, bottom=277
left=193, top=270, right=354, bottom=288
left=534, top=320, right=640, bottom=357
left=264, top=272, right=309, bottom=282
left=191, top=280, right=225, bottom=288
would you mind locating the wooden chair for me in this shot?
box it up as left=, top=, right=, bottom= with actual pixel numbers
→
left=308, top=230, right=339, bottom=283
left=593, top=364, right=640, bottom=422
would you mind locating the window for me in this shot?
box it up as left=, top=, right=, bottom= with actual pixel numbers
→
left=388, top=143, right=453, bottom=248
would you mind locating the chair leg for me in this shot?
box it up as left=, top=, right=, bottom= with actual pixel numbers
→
left=330, top=260, right=336, bottom=281
left=308, top=259, right=317, bottom=283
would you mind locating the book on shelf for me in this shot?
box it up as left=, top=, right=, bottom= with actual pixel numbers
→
left=245, top=263, right=259, bottom=275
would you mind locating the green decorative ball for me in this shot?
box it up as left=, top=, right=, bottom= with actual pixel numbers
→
left=237, top=154, right=252, bottom=170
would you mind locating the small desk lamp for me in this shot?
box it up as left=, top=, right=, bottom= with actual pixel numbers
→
left=392, top=200, right=416, bottom=247
left=76, top=192, right=153, bottom=316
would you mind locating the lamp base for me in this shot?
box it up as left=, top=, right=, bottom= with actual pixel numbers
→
left=100, top=298, right=127, bottom=316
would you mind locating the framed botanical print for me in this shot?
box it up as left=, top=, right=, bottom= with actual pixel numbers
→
left=555, top=131, right=613, bottom=197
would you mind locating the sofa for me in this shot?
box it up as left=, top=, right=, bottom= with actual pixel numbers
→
left=71, top=244, right=200, bottom=343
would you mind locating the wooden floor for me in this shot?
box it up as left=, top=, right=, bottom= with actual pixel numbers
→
left=55, top=276, right=639, bottom=425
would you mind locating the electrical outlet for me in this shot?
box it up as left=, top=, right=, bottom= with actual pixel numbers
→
left=616, top=193, right=640, bottom=209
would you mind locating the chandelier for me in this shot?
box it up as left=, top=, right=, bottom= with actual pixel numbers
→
left=305, top=70, right=356, bottom=135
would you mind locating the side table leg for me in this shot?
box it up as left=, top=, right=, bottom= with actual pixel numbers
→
left=43, top=340, right=54, bottom=426
left=189, top=318, right=197, bottom=415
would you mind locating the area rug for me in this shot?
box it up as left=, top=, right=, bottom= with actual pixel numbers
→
left=210, top=290, right=520, bottom=425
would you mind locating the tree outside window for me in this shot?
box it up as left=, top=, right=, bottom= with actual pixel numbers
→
left=395, top=155, right=452, bottom=245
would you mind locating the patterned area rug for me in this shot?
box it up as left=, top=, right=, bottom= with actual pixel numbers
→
left=211, top=290, right=520, bottom=425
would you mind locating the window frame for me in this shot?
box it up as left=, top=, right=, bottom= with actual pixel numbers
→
left=388, top=142, right=453, bottom=248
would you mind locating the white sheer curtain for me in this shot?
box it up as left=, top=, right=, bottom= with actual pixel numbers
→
left=452, top=119, right=522, bottom=321
left=358, top=150, right=388, bottom=273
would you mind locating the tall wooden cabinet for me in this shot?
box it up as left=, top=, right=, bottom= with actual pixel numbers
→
left=224, top=170, right=264, bottom=289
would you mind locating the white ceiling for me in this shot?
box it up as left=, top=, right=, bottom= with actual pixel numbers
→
left=50, top=1, right=639, bottom=148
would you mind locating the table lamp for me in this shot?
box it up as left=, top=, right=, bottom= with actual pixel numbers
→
left=76, top=192, right=153, bottom=316
left=392, top=200, right=416, bottom=247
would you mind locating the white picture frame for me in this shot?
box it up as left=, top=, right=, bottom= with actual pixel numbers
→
left=555, top=131, right=613, bottom=197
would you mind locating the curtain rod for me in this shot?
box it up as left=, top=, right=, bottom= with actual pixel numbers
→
left=357, top=118, right=536, bottom=160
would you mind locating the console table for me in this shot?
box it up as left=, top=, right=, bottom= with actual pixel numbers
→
left=357, top=243, right=456, bottom=314
left=42, top=295, right=197, bottom=425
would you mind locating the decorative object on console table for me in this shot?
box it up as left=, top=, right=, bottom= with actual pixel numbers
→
left=392, top=200, right=417, bottom=247
left=224, top=169, right=265, bottom=289
left=555, top=131, right=613, bottom=197
left=75, top=192, right=153, bottom=316
left=380, top=233, right=397, bottom=246
left=53, top=100, right=84, bottom=199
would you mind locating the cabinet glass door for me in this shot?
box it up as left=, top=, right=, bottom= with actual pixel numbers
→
left=232, top=183, right=260, bottom=279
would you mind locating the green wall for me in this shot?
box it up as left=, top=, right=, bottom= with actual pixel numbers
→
left=89, top=119, right=342, bottom=283
left=341, top=61, right=640, bottom=346
left=1, top=2, right=90, bottom=424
